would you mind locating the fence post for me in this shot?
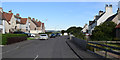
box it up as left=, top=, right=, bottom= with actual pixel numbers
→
left=105, top=41, right=107, bottom=58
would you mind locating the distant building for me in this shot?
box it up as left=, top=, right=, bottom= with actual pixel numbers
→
left=30, top=18, right=44, bottom=34
left=81, top=24, right=88, bottom=33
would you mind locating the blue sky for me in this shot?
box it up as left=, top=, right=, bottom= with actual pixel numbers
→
left=2, top=2, right=118, bottom=30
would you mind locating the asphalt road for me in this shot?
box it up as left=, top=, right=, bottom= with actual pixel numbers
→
left=2, top=36, right=79, bottom=59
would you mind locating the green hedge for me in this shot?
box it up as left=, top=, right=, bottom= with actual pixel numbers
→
left=1, top=34, right=27, bottom=45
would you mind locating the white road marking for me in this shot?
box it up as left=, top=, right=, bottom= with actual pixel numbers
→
left=34, top=55, right=39, bottom=60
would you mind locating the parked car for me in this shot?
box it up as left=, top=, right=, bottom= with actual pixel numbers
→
left=39, top=34, right=48, bottom=40
left=31, top=34, right=36, bottom=37
left=13, top=31, right=31, bottom=37
left=50, top=33, right=56, bottom=38
left=56, top=33, right=61, bottom=36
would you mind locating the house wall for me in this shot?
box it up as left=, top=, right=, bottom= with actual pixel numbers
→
left=16, top=24, right=20, bottom=30
left=112, top=14, right=119, bottom=25
left=82, top=24, right=88, bottom=33
left=20, top=18, right=30, bottom=33
left=88, top=22, right=96, bottom=35
left=9, top=15, right=16, bottom=30
left=118, top=10, right=120, bottom=24
left=30, top=20, right=36, bottom=30
left=97, top=6, right=113, bottom=26
left=5, top=21, right=10, bottom=33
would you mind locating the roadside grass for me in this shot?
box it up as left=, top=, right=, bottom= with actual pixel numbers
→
left=27, top=37, right=35, bottom=40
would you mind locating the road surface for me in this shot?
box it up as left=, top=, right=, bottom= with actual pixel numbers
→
left=2, top=36, right=79, bottom=60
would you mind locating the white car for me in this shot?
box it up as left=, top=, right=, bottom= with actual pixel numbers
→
left=31, top=34, right=36, bottom=37
left=39, top=34, right=48, bottom=40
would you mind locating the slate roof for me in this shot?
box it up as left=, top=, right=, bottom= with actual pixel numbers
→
left=89, top=12, right=105, bottom=25
left=105, top=13, right=117, bottom=22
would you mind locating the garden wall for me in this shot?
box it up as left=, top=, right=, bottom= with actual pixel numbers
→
left=71, top=37, right=87, bottom=50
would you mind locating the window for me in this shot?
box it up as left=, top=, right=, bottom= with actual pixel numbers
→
left=35, top=28, right=36, bottom=30
left=15, top=26, right=17, bottom=29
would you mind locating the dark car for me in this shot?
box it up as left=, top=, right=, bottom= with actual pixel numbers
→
left=50, top=34, right=56, bottom=38
left=13, top=31, right=31, bottom=37
left=56, top=33, right=61, bottom=36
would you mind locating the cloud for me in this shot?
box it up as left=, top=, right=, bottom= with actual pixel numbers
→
left=1, top=0, right=120, bottom=2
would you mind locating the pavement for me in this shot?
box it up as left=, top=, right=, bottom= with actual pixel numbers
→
left=66, top=37, right=110, bottom=60
left=2, top=36, right=80, bottom=60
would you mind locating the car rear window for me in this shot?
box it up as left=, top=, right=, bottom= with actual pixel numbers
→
left=41, top=35, right=46, bottom=36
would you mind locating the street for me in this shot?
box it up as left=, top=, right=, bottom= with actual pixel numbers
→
left=2, top=36, right=79, bottom=60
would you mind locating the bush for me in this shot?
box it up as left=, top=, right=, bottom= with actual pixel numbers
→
left=91, top=21, right=117, bottom=41
left=1, top=34, right=27, bottom=45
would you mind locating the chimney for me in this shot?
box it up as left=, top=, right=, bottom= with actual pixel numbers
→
left=0, top=7, right=3, bottom=13
left=99, top=10, right=103, bottom=15
left=28, top=17, right=31, bottom=19
left=16, top=13, right=20, bottom=17
left=105, top=4, right=113, bottom=13
left=8, top=10, right=12, bottom=14
left=94, top=16, right=96, bottom=20
left=36, top=19, right=38, bottom=22
left=32, top=18, right=35, bottom=21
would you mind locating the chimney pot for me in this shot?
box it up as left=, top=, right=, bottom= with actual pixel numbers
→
left=109, top=4, right=112, bottom=7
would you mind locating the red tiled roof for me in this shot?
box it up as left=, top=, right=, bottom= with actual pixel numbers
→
left=2, top=12, right=13, bottom=22
left=116, top=23, right=120, bottom=28
left=20, top=18, right=27, bottom=24
left=37, top=21, right=41, bottom=27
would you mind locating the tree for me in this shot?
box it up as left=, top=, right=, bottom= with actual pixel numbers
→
left=66, top=26, right=86, bottom=40
left=91, top=21, right=117, bottom=41
left=61, top=30, right=65, bottom=35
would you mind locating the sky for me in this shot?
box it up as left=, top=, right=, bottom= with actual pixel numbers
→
left=1, top=2, right=118, bottom=30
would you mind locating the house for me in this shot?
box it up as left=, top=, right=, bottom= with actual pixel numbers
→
left=115, top=23, right=120, bottom=39
left=19, top=17, right=30, bottom=33
left=88, top=4, right=114, bottom=35
left=0, top=8, right=17, bottom=33
left=29, top=18, right=43, bottom=34
left=105, top=8, right=120, bottom=25
left=0, top=8, right=45, bottom=34
left=81, top=24, right=88, bottom=33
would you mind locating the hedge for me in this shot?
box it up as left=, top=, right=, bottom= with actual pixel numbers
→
left=1, top=34, right=27, bottom=45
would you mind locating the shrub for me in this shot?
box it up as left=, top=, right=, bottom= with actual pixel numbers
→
left=1, top=34, right=27, bottom=45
